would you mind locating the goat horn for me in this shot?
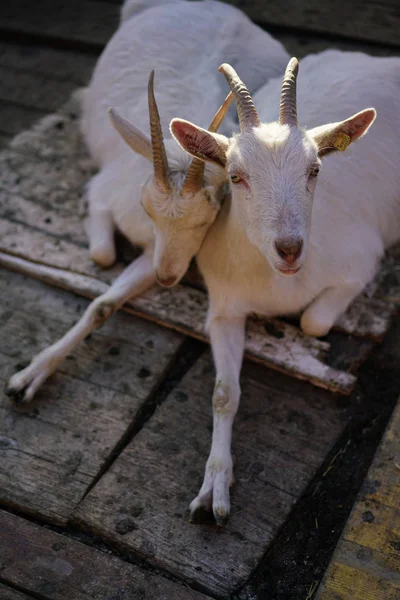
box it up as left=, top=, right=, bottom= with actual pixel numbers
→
left=279, top=57, right=299, bottom=127
left=182, top=92, right=233, bottom=194
left=148, top=70, right=171, bottom=192
left=218, top=64, right=260, bottom=131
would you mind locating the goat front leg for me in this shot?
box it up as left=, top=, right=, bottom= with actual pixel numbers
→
left=5, top=252, right=155, bottom=404
left=190, top=316, right=245, bottom=526
left=300, top=283, right=363, bottom=337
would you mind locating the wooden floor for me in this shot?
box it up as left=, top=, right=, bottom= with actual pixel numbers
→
left=0, top=1, right=399, bottom=599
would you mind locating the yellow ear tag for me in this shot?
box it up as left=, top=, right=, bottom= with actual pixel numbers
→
left=334, top=132, right=351, bottom=152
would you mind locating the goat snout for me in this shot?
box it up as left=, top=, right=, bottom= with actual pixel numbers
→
left=156, top=273, right=178, bottom=288
left=275, top=237, right=303, bottom=265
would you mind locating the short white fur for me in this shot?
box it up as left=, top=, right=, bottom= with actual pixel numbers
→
left=170, top=50, right=400, bottom=524
left=5, top=1, right=289, bottom=407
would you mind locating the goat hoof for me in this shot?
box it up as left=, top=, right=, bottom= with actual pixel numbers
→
left=5, top=362, right=51, bottom=405
left=5, top=382, right=30, bottom=405
left=189, top=505, right=214, bottom=525
left=214, top=509, right=229, bottom=527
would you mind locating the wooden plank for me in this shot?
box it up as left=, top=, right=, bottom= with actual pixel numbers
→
left=226, top=0, right=400, bottom=47
left=0, top=510, right=211, bottom=600
left=0, top=95, right=381, bottom=395
left=71, top=352, right=348, bottom=596
left=0, top=42, right=95, bottom=85
left=0, top=0, right=119, bottom=48
left=0, top=584, right=36, bottom=600
left=316, top=399, right=400, bottom=599
left=1, top=88, right=397, bottom=392
left=276, top=31, right=400, bottom=59
left=0, top=268, right=183, bottom=525
left=0, top=66, right=80, bottom=112
left=0, top=252, right=356, bottom=395
left=317, top=560, right=400, bottom=600
left=0, top=101, right=48, bottom=137
left=0, top=131, right=11, bottom=150
left=1, top=0, right=399, bottom=49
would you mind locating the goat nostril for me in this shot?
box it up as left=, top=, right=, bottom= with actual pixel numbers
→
left=275, top=239, right=303, bottom=262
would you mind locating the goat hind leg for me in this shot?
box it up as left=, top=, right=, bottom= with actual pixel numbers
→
left=300, top=283, right=363, bottom=337
left=5, top=253, right=155, bottom=404
left=85, top=208, right=116, bottom=268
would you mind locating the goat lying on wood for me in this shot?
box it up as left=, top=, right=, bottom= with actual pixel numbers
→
left=171, top=51, right=400, bottom=523
left=5, top=0, right=288, bottom=404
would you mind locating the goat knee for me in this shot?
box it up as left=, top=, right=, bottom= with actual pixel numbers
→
left=213, top=380, right=240, bottom=416
left=91, top=300, right=116, bottom=328
left=90, top=243, right=116, bottom=268
left=300, top=308, right=334, bottom=337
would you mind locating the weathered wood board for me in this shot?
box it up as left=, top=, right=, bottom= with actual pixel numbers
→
left=0, top=509, right=211, bottom=600
left=0, top=269, right=183, bottom=525
left=0, top=0, right=119, bottom=50
left=316, top=398, right=400, bottom=599
left=0, top=41, right=96, bottom=85
left=1, top=0, right=400, bottom=49
left=227, top=0, right=400, bottom=47
left=0, top=585, right=36, bottom=600
left=1, top=95, right=398, bottom=394
left=72, top=352, right=349, bottom=597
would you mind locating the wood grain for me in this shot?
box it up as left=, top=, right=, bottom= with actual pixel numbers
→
left=0, top=0, right=119, bottom=48
left=0, top=101, right=48, bottom=137
left=0, top=509, right=211, bottom=600
left=227, top=0, right=400, bottom=47
left=0, top=251, right=356, bottom=395
left=0, top=585, right=35, bottom=600
left=0, top=42, right=95, bottom=85
left=72, top=352, right=348, bottom=596
left=1, top=0, right=399, bottom=48
left=316, top=398, right=400, bottom=599
left=0, top=67, right=82, bottom=113
left=0, top=269, right=183, bottom=525
left=1, top=91, right=397, bottom=393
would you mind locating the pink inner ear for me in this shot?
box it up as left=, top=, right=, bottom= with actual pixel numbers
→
left=347, top=109, right=376, bottom=141
left=170, top=120, right=194, bottom=144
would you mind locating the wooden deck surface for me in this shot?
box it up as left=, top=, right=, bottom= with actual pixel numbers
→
left=0, top=1, right=399, bottom=599
left=316, top=400, right=400, bottom=600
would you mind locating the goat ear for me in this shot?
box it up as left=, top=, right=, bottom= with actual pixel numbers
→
left=170, top=119, right=229, bottom=167
left=108, top=108, right=153, bottom=162
left=309, top=108, right=376, bottom=158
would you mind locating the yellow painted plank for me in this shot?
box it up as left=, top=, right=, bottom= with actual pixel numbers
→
left=345, top=499, right=400, bottom=557
left=317, top=399, right=400, bottom=599
left=320, top=562, right=400, bottom=600
left=360, top=404, right=400, bottom=509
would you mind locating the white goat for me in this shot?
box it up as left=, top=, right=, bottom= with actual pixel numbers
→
left=5, top=0, right=288, bottom=403
left=171, top=51, right=400, bottom=524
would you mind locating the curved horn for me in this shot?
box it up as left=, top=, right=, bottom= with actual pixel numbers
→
left=148, top=70, right=170, bottom=192
left=218, top=64, right=260, bottom=131
left=208, top=91, right=233, bottom=133
left=181, top=92, right=233, bottom=194
left=279, top=57, right=299, bottom=127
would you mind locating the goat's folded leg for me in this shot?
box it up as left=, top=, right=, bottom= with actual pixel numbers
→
left=85, top=208, right=116, bottom=268
left=5, top=252, right=155, bottom=404
left=190, top=316, right=245, bottom=526
left=300, top=283, right=363, bottom=337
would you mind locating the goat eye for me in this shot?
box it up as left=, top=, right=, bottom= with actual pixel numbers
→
left=309, top=166, right=320, bottom=178
left=230, top=174, right=242, bottom=184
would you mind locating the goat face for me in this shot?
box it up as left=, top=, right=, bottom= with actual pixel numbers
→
left=171, top=59, right=376, bottom=277
left=223, top=124, right=319, bottom=275
left=109, top=71, right=232, bottom=286
left=141, top=174, right=221, bottom=286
